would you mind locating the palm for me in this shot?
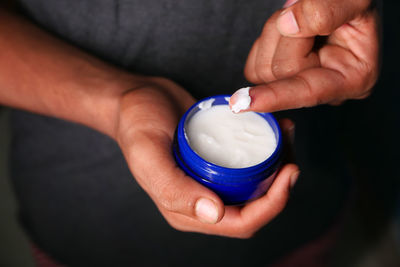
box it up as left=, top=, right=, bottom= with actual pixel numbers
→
left=114, top=79, right=299, bottom=238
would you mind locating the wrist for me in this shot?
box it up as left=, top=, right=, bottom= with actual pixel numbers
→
left=83, top=72, right=151, bottom=139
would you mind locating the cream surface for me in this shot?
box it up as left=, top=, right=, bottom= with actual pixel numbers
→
left=186, top=105, right=277, bottom=168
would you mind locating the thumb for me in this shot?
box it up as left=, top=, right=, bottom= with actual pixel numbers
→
left=127, top=132, right=225, bottom=224
left=276, top=0, right=371, bottom=36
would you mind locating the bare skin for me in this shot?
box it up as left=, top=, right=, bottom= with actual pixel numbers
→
left=230, top=0, right=379, bottom=113
left=0, top=6, right=298, bottom=238
left=0, top=0, right=379, bottom=238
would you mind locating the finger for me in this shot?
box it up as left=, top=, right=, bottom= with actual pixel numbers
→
left=244, top=37, right=261, bottom=83
left=245, top=11, right=283, bottom=84
left=239, top=163, right=300, bottom=232
left=248, top=67, right=350, bottom=113
left=276, top=0, right=371, bottom=37
left=271, top=35, right=320, bottom=79
left=233, top=44, right=364, bottom=113
left=160, top=163, right=300, bottom=238
left=234, top=28, right=377, bottom=113
left=326, top=9, right=380, bottom=78
left=128, top=132, right=225, bottom=224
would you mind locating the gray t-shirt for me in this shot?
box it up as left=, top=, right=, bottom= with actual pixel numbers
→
left=10, top=0, right=350, bottom=266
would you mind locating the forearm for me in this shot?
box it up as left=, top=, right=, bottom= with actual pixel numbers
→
left=0, top=6, right=143, bottom=137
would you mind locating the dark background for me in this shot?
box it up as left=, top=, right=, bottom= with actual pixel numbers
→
left=1, top=1, right=399, bottom=266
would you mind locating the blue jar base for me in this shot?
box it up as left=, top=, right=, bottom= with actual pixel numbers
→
left=172, top=95, right=283, bottom=206
left=173, top=138, right=279, bottom=205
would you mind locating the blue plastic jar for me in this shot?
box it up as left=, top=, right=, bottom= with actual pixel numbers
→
left=173, top=95, right=282, bottom=205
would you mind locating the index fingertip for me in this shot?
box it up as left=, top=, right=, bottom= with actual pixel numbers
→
left=246, top=84, right=278, bottom=113
left=229, top=87, right=252, bottom=113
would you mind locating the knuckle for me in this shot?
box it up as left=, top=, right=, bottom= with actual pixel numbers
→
left=261, top=83, right=280, bottom=109
left=303, top=0, right=335, bottom=35
left=158, top=195, right=175, bottom=212
left=255, top=63, right=273, bottom=83
left=244, top=65, right=260, bottom=84
left=271, top=60, right=297, bottom=80
left=293, top=74, right=320, bottom=107
left=155, top=183, right=180, bottom=212
left=354, top=79, right=374, bottom=99
left=365, top=69, right=379, bottom=92
left=353, top=62, right=378, bottom=99
left=355, top=90, right=372, bottom=100
left=356, top=84, right=371, bottom=99
left=271, top=63, right=281, bottom=79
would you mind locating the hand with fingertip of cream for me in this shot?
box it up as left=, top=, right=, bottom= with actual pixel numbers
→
left=231, top=0, right=380, bottom=114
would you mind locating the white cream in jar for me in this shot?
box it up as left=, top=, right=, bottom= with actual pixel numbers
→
left=185, top=100, right=277, bottom=168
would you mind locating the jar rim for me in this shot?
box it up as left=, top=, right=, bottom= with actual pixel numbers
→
left=176, top=95, right=283, bottom=182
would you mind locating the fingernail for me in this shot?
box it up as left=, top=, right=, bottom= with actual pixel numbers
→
left=290, top=171, right=300, bottom=189
left=195, top=198, right=219, bottom=224
left=283, top=0, right=298, bottom=8
left=230, top=87, right=251, bottom=113
left=277, top=10, right=299, bottom=35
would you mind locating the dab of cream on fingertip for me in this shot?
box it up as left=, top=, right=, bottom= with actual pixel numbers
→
left=230, top=87, right=251, bottom=113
